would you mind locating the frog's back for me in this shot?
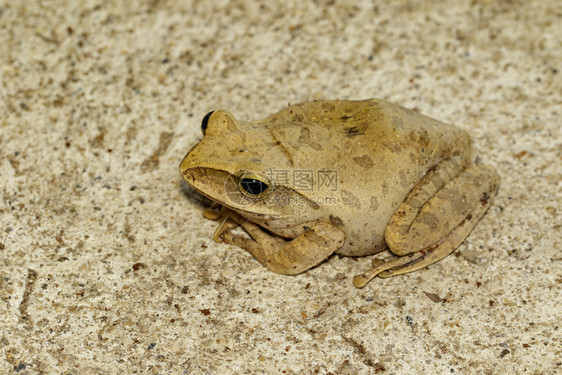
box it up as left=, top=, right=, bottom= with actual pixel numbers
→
left=262, top=98, right=471, bottom=169
left=261, top=99, right=473, bottom=256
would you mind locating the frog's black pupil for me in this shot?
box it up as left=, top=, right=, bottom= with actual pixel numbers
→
left=201, top=111, right=214, bottom=134
left=240, top=178, right=268, bottom=195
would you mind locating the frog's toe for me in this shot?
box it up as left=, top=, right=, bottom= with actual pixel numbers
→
left=353, top=253, right=424, bottom=288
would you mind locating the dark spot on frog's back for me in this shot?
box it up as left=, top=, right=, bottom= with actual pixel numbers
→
left=298, top=127, right=322, bottom=151
left=329, top=215, right=344, bottom=227
left=408, top=151, right=418, bottom=164
left=419, top=130, right=429, bottom=146
left=369, top=196, right=379, bottom=212
left=383, top=141, right=402, bottom=154
left=341, top=189, right=361, bottom=209
left=292, top=114, right=304, bottom=123
left=353, top=155, right=374, bottom=169
left=381, top=182, right=389, bottom=196
left=409, top=129, right=429, bottom=147
left=344, top=123, right=368, bottom=137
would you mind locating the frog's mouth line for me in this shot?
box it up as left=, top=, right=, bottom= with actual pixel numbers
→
left=181, top=166, right=291, bottom=220
left=191, top=186, right=315, bottom=233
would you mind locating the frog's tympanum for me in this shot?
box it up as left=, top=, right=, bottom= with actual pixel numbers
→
left=180, top=99, right=499, bottom=288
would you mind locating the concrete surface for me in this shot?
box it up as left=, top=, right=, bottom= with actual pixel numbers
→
left=0, top=0, right=560, bottom=374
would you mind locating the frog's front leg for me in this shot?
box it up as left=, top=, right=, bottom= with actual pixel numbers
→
left=218, top=209, right=345, bottom=275
left=353, top=158, right=499, bottom=288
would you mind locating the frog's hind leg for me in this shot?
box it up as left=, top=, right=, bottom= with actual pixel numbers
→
left=353, top=159, right=499, bottom=288
left=353, top=210, right=485, bottom=288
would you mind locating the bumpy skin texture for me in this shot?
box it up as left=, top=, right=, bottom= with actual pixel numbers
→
left=180, top=99, right=499, bottom=287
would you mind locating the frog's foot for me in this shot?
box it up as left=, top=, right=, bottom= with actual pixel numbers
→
left=218, top=210, right=345, bottom=275
left=203, top=205, right=241, bottom=242
left=202, top=202, right=223, bottom=221
left=353, top=212, right=479, bottom=288
left=354, top=162, right=499, bottom=288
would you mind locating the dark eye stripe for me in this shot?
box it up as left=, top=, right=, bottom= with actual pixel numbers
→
left=201, top=111, right=214, bottom=135
left=239, top=178, right=268, bottom=195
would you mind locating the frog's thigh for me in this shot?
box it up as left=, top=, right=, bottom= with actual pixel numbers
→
left=385, top=163, right=499, bottom=256
left=353, top=163, right=499, bottom=288
left=380, top=164, right=499, bottom=277
left=383, top=156, right=464, bottom=253
left=222, top=217, right=345, bottom=276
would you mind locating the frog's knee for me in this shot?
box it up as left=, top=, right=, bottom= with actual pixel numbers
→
left=385, top=164, right=499, bottom=257
left=384, top=227, right=413, bottom=256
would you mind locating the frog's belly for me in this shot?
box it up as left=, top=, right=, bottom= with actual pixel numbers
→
left=334, top=226, right=388, bottom=256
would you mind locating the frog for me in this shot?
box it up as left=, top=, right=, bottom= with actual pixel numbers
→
left=179, top=99, right=499, bottom=288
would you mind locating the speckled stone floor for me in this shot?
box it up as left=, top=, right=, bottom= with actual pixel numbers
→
left=1, top=0, right=560, bottom=374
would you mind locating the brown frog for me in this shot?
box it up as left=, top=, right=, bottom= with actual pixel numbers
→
left=179, top=99, right=499, bottom=287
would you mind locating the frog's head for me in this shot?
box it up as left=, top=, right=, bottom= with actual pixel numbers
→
left=179, top=110, right=323, bottom=225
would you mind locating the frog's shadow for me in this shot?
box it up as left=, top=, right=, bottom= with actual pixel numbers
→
left=179, top=180, right=213, bottom=211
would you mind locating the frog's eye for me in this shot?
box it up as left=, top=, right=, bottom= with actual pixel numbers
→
left=201, top=111, right=214, bottom=135
left=237, top=172, right=270, bottom=197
